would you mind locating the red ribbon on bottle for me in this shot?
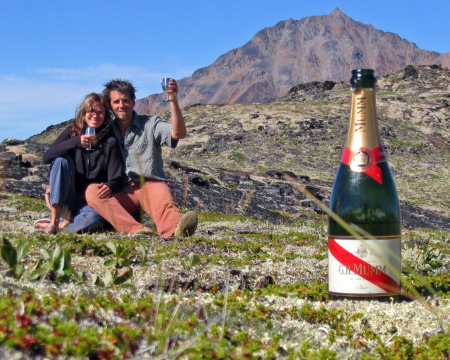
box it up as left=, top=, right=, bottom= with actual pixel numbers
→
left=341, top=145, right=386, bottom=184
left=329, top=238, right=400, bottom=293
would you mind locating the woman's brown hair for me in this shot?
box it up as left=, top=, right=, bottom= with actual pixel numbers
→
left=68, top=93, right=112, bottom=146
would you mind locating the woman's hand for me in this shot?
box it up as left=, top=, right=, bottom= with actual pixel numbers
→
left=81, top=134, right=96, bottom=148
left=96, top=183, right=111, bottom=199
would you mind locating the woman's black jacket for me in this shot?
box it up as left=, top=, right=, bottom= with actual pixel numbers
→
left=43, top=127, right=125, bottom=195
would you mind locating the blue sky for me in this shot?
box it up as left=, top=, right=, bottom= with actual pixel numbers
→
left=1, top=0, right=449, bottom=141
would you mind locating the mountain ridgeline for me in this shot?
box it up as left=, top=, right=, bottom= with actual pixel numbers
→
left=135, top=8, right=450, bottom=115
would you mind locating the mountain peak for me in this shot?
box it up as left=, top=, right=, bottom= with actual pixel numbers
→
left=329, top=7, right=351, bottom=21
left=330, top=7, right=344, bottom=15
left=135, top=10, right=450, bottom=115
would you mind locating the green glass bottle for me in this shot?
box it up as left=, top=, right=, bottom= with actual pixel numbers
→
left=328, top=69, right=401, bottom=298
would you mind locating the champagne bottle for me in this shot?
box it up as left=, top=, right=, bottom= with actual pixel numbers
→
left=328, top=69, right=401, bottom=299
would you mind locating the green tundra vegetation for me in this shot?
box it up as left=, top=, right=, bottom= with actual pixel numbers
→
left=0, top=190, right=449, bottom=359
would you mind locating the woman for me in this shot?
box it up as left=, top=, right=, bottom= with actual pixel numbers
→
left=35, top=93, right=125, bottom=234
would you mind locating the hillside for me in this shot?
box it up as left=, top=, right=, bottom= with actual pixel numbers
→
left=135, top=8, right=450, bottom=114
left=3, top=65, right=450, bottom=228
left=0, top=65, right=450, bottom=359
left=166, top=64, right=450, bottom=220
left=0, top=66, right=450, bottom=360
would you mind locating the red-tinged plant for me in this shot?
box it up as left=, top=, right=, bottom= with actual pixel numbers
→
left=96, top=348, right=116, bottom=360
left=17, top=333, right=39, bottom=350
left=15, top=313, right=32, bottom=327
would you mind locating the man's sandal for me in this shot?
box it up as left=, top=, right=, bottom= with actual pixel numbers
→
left=174, top=211, right=198, bottom=238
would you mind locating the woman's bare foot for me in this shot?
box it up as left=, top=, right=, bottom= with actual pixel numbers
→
left=34, top=217, right=69, bottom=230
left=34, top=219, right=51, bottom=229
left=42, top=225, right=57, bottom=235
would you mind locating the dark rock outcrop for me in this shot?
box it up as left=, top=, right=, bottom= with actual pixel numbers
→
left=2, top=141, right=450, bottom=231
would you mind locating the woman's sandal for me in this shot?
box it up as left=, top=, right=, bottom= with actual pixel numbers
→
left=34, top=218, right=68, bottom=231
left=34, top=218, right=51, bottom=229
left=34, top=220, right=58, bottom=234
left=42, top=225, right=57, bottom=235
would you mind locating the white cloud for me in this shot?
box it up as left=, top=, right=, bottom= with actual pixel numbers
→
left=34, top=63, right=197, bottom=97
left=36, top=63, right=158, bottom=83
left=0, top=63, right=197, bottom=141
left=0, top=76, right=92, bottom=140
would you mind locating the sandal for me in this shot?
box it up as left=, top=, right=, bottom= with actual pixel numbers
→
left=42, top=225, right=57, bottom=235
left=34, top=218, right=51, bottom=229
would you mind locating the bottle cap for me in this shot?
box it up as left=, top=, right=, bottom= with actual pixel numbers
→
left=350, top=69, right=377, bottom=90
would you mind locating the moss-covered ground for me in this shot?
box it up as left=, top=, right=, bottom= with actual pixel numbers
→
left=0, top=192, right=449, bottom=359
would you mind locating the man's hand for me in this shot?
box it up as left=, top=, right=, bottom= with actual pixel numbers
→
left=168, top=78, right=178, bottom=100
left=166, top=78, right=186, bottom=140
left=96, top=183, right=111, bottom=199
left=81, top=134, right=96, bottom=148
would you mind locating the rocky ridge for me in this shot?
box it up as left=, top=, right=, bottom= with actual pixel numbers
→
left=135, top=8, right=450, bottom=114
left=2, top=65, right=450, bottom=232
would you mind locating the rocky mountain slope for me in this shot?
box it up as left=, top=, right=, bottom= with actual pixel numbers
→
left=2, top=65, right=450, bottom=232
left=2, top=66, right=450, bottom=359
left=135, top=8, right=450, bottom=114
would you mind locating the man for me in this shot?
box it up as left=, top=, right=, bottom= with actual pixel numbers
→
left=85, top=79, right=197, bottom=237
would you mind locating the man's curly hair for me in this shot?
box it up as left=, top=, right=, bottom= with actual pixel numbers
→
left=102, top=79, right=137, bottom=104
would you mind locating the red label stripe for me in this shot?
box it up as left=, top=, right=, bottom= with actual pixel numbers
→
left=372, top=145, right=386, bottom=163
left=329, top=238, right=400, bottom=293
left=341, top=146, right=386, bottom=184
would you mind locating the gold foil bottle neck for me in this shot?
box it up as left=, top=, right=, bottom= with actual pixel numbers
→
left=345, top=87, right=385, bottom=173
left=347, top=88, right=381, bottom=150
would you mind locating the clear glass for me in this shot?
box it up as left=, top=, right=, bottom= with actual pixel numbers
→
left=84, top=127, right=95, bottom=150
left=161, top=77, right=172, bottom=102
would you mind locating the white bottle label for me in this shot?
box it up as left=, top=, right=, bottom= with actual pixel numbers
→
left=328, top=237, right=401, bottom=295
